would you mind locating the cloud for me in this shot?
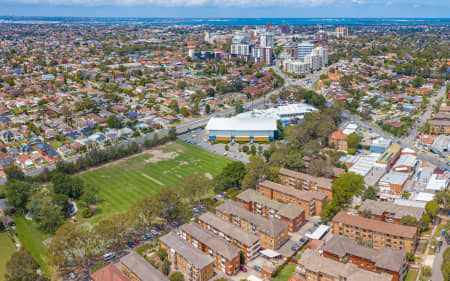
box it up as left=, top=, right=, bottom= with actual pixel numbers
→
left=0, top=0, right=442, bottom=7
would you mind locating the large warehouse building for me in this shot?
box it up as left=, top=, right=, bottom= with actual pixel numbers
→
left=205, top=117, right=277, bottom=142
left=236, top=103, right=317, bottom=126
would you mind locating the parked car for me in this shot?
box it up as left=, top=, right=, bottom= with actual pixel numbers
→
left=127, top=242, right=134, bottom=249
left=151, top=230, right=158, bottom=236
left=314, top=222, right=323, bottom=227
left=308, top=228, right=314, bottom=234
left=240, top=265, right=247, bottom=272
left=291, top=246, right=299, bottom=251
left=299, top=237, right=308, bottom=243
left=296, top=242, right=304, bottom=247
left=103, top=252, right=116, bottom=261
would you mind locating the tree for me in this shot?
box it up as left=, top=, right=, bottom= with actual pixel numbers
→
left=168, top=127, right=177, bottom=141
left=361, top=186, right=378, bottom=200
left=320, top=200, right=341, bottom=223
left=5, top=249, right=47, bottom=281
left=213, top=161, right=246, bottom=192
left=162, top=259, right=171, bottom=275
left=425, top=200, right=440, bottom=218
left=5, top=180, right=32, bottom=210
left=242, top=156, right=277, bottom=189
left=361, top=209, right=372, bottom=218
left=157, top=247, right=168, bottom=261
left=346, top=133, right=361, bottom=150
left=169, top=100, right=179, bottom=113
left=170, top=272, right=184, bottom=281
left=412, top=76, right=425, bottom=88
left=442, top=248, right=450, bottom=281
left=307, top=159, right=333, bottom=178
left=179, top=107, right=189, bottom=117
left=52, top=172, right=86, bottom=199
left=179, top=174, right=210, bottom=205
left=331, top=172, right=365, bottom=207
left=107, top=115, right=121, bottom=129
left=205, top=104, right=211, bottom=114
left=435, top=190, right=450, bottom=210
left=28, top=190, right=65, bottom=233
left=153, top=189, right=185, bottom=222
left=400, top=215, right=419, bottom=227
left=5, top=166, right=25, bottom=181
left=0, top=221, right=5, bottom=232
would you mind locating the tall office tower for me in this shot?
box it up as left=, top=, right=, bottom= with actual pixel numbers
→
left=312, top=46, right=328, bottom=67
left=336, top=27, right=348, bottom=38
left=297, top=41, right=315, bottom=60
left=260, top=33, right=274, bottom=48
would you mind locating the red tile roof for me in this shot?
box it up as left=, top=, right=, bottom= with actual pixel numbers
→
left=91, top=264, right=130, bottom=281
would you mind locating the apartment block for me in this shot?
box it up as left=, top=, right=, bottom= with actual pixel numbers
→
left=257, top=180, right=327, bottom=216
left=358, top=199, right=424, bottom=225
left=159, top=232, right=215, bottom=281
left=120, top=252, right=171, bottom=281
left=198, top=212, right=260, bottom=261
left=216, top=200, right=288, bottom=250
left=323, top=235, right=408, bottom=281
left=297, top=249, right=393, bottom=281
left=278, top=167, right=333, bottom=200
left=332, top=212, right=417, bottom=253
left=236, top=189, right=305, bottom=232
left=179, top=223, right=241, bottom=276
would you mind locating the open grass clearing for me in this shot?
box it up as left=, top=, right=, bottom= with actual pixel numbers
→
left=78, top=141, right=232, bottom=222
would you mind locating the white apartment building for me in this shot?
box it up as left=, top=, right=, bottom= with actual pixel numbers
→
left=231, top=43, right=251, bottom=58
left=297, top=41, right=314, bottom=60
left=304, top=53, right=322, bottom=70
left=260, top=33, right=274, bottom=48
left=312, top=46, right=328, bottom=67
left=284, top=59, right=311, bottom=75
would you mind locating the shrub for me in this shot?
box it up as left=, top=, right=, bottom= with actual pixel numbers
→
left=81, top=209, right=93, bottom=218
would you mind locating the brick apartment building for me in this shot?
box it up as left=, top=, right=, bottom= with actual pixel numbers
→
left=332, top=212, right=418, bottom=253
left=358, top=199, right=424, bottom=225
left=236, top=189, right=305, bottom=232
left=329, top=130, right=348, bottom=151
left=323, top=235, right=408, bottom=281
left=297, top=249, right=393, bottom=281
left=216, top=200, right=288, bottom=250
left=198, top=212, right=260, bottom=261
left=257, top=180, right=327, bottom=216
left=179, top=223, right=241, bottom=276
left=120, top=252, right=171, bottom=281
left=278, top=167, right=333, bottom=200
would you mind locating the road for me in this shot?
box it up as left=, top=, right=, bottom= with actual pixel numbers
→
left=431, top=237, right=447, bottom=281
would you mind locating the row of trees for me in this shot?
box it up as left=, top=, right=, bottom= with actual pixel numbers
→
left=47, top=187, right=185, bottom=270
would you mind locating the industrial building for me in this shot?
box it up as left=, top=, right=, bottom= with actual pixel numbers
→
left=235, top=103, right=318, bottom=125
left=205, top=117, right=277, bottom=142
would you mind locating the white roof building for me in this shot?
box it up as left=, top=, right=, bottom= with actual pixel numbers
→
left=206, top=117, right=277, bottom=132
left=236, top=103, right=318, bottom=121
left=426, top=173, right=449, bottom=191
left=348, top=153, right=381, bottom=177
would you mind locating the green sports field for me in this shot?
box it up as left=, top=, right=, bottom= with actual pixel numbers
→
left=79, top=141, right=232, bottom=221
left=0, top=232, right=16, bottom=281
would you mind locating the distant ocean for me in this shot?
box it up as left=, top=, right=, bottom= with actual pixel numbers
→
left=0, top=17, right=449, bottom=25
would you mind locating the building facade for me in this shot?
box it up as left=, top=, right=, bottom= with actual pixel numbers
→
left=332, top=212, right=417, bottom=253
left=323, top=235, right=408, bottom=281
left=236, top=189, right=305, bottom=232
left=216, top=200, right=289, bottom=250
left=160, top=232, right=214, bottom=281
left=198, top=212, right=260, bottom=261
left=257, top=180, right=327, bottom=216
left=278, top=167, right=333, bottom=200
left=179, top=223, right=241, bottom=276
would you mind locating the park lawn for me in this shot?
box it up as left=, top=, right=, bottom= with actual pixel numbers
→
left=404, top=270, right=417, bottom=281
left=272, top=263, right=297, bottom=281
left=79, top=141, right=232, bottom=222
left=14, top=217, right=52, bottom=277
left=0, top=232, right=16, bottom=281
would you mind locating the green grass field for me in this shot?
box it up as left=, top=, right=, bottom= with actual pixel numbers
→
left=272, top=263, right=297, bottom=281
left=0, top=232, right=16, bottom=281
left=404, top=269, right=417, bottom=281
left=79, top=141, right=232, bottom=221
left=14, top=217, right=51, bottom=277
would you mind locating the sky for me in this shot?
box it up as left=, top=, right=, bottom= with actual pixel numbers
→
left=0, top=0, right=448, bottom=18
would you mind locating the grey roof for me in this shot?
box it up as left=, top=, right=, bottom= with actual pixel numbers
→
left=393, top=154, right=417, bottom=169
left=216, top=200, right=288, bottom=237
left=198, top=212, right=260, bottom=246
left=159, top=231, right=213, bottom=269
left=120, top=251, right=169, bottom=281
left=379, top=172, right=409, bottom=185
left=236, top=189, right=304, bottom=220
left=179, top=223, right=240, bottom=261
left=298, top=249, right=393, bottom=281
left=259, top=180, right=327, bottom=201
left=359, top=199, right=424, bottom=221
left=323, top=235, right=407, bottom=272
